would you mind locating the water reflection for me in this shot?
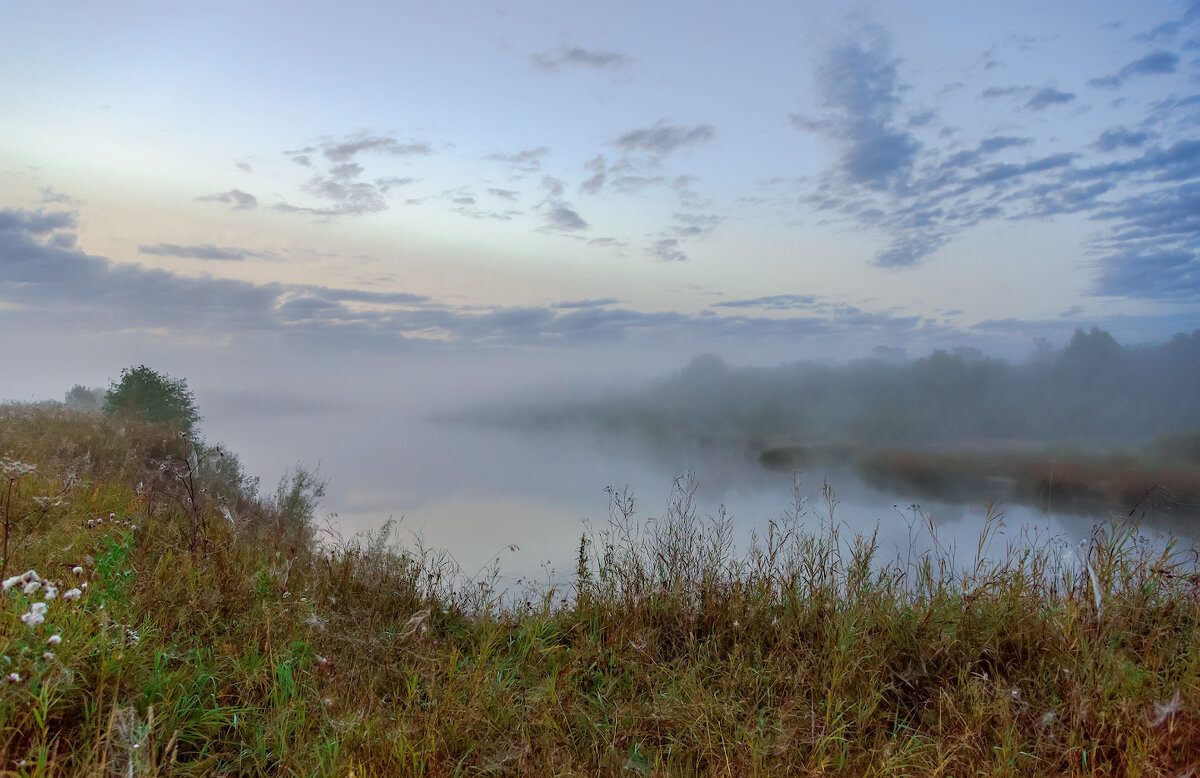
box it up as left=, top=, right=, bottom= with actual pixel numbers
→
left=202, top=407, right=1196, bottom=589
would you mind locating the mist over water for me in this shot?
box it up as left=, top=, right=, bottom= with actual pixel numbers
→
left=197, top=332, right=1200, bottom=587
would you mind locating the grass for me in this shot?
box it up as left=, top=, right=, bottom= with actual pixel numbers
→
left=1, top=402, right=1199, bottom=775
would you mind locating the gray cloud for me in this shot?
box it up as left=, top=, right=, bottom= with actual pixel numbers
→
left=544, top=205, right=588, bottom=231
left=555, top=298, right=621, bottom=309
left=320, top=135, right=431, bottom=162
left=648, top=238, right=687, bottom=262
left=486, top=188, right=519, bottom=201
left=615, top=122, right=715, bottom=156
left=0, top=209, right=76, bottom=234
left=268, top=134, right=427, bottom=218
left=138, top=243, right=252, bottom=261
left=15, top=207, right=1165, bottom=352
left=485, top=147, right=550, bottom=173
left=1089, top=50, right=1180, bottom=89
left=532, top=45, right=631, bottom=73
left=195, top=189, right=258, bottom=210
left=236, top=161, right=252, bottom=173
left=711, top=295, right=825, bottom=311
left=39, top=187, right=84, bottom=206
left=1094, top=127, right=1151, bottom=151
left=1026, top=86, right=1076, bottom=110
left=981, top=85, right=1031, bottom=99
left=792, top=31, right=920, bottom=192
left=580, top=155, right=607, bottom=194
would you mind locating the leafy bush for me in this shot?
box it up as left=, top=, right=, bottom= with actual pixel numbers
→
left=103, top=365, right=201, bottom=437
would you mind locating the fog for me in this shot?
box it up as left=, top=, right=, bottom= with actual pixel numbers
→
left=474, top=328, right=1200, bottom=453
left=8, top=328, right=1197, bottom=587
left=180, top=327, right=1197, bottom=585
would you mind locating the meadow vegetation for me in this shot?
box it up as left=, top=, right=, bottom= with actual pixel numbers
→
left=0, top=374, right=1199, bottom=775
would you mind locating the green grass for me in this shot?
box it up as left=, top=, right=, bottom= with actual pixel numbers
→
left=0, top=403, right=1198, bottom=775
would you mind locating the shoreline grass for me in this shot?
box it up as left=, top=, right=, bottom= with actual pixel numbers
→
left=1, top=403, right=1199, bottom=775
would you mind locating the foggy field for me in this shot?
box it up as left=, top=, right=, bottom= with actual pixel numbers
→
left=2, top=330, right=1199, bottom=773
left=2, top=400, right=1200, bottom=774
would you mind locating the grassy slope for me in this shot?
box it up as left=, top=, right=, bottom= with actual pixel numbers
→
left=1, top=404, right=1199, bottom=776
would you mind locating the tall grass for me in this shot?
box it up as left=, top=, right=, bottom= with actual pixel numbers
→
left=0, top=403, right=1198, bottom=775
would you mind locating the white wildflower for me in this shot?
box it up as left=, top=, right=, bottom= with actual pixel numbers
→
left=20, top=611, right=44, bottom=627
left=47, top=634, right=62, bottom=645
left=1, top=575, right=19, bottom=590
left=71, top=566, right=83, bottom=575
left=87, top=519, right=95, bottom=528
left=62, top=588, right=82, bottom=601
left=42, top=651, right=54, bottom=661
left=20, top=570, right=40, bottom=584
left=43, top=585, right=58, bottom=600
left=31, top=602, right=48, bottom=616
left=80, top=582, right=88, bottom=589
left=732, top=620, right=740, bottom=629
left=22, top=580, right=42, bottom=595
left=109, top=512, right=116, bottom=519
left=8, top=673, right=20, bottom=683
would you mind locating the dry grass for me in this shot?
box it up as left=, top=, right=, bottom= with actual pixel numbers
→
left=1, top=404, right=1199, bottom=775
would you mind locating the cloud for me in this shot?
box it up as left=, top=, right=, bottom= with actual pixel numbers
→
left=648, top=238, right=687, bottom=262
left=792, top=31, right=920, bottom=192
left=486, top=188, right=519, bottom=201
left=666, top=212, right=724, bottom=239
left=555, top=298, right=621, bottom=309
left=137, top=243, right=252, bottom=261
left=980, top=85, right=1031, bottom=99
left=711, top=294, right=825, bottom=311
left=319, top=135, right=431, bottom=162
left=614, top=122, right=715, bottom=156
left=0, top=209, right=76, bottom=235
left=195, top=189, right=258, bottom=210
left=544, top=205, right=588, bottom=231
left=236, top=161, right=252, bottom=173
left=532, top=45, right=631, bottom=72
left=485, top=147, right=550, bottom=173
left=39, top=187, right=85, bottom=206
left=580, top=155, right=607, bottom=194
left=1089, top=49, right=1180, bottom=88
left=267, top=134, right=428, bottom=218
left=10, top=207, right=1137, bottom=352
left=1026, top=86, right=1076, bottom=110
left=1094, top=127, right=1151, bottom=152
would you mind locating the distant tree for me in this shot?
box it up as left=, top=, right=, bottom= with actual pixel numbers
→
left=103, top=365, right=201, bottom=437
left=63, top=384, right=105, bottom=411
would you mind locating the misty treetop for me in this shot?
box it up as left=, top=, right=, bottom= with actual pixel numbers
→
left=501, top=328, right=1200, bottom=451
left=103, top=365, right=202, bottom=437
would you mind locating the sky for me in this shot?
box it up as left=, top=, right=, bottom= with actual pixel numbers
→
left=2, top=0, right=1200, bottom=404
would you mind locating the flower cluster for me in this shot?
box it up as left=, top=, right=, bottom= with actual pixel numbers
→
left=3, top=567, right=87, bottom=683
left=83, top=512, right=137, bottom=531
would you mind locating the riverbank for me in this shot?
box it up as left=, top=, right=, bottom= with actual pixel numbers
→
left=2, top=404, right=1198, bottom=775
left=758, top=438, right=1200, bottom=522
